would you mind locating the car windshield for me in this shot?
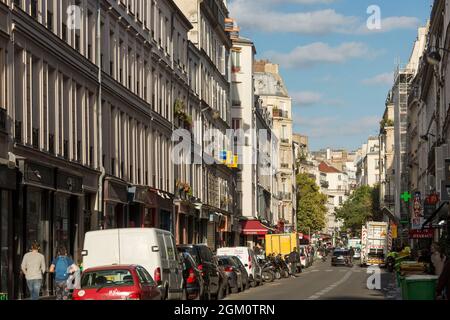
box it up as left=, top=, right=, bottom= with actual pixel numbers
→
left=334, top=251, right=348, bottom=257
left=179, top=247, right=199, bottom=264
left=218, top=257, right=232, bottom=266
left=81, top=269, right=135, bottom=289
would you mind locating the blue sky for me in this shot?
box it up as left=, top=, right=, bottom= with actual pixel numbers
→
left=228, top=0, right=432, bottom=151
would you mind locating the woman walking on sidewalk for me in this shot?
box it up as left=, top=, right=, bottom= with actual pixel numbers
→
left=21, top=241, right=46, bottom=300
left=431, top=243, right=446, bottom=276
left=49, top=246, right=75, bottom=300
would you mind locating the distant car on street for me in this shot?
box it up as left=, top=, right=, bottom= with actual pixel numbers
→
left=331, top=249, right=350, bottom=267
left=72, top=265, right=161, bottom=300
left=353, top=248, right=361, bottom=260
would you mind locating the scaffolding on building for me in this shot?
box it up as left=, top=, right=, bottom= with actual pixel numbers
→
left=393, top=63, right=416, bottom=245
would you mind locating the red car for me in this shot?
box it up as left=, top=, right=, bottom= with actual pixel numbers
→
left=72, top=265, right=161, bottom=300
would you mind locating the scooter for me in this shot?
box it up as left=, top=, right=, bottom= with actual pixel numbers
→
left=261, top=262, right=275, bottom=283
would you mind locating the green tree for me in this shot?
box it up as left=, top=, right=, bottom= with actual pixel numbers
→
left=334, top=185, right=379, bottom=232
left=296, top=173, right=327, bottom=234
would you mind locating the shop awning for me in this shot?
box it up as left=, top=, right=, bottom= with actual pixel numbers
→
left=422, top=202, right=448, bottom=229
left=241, top=220, right=270, bottom=236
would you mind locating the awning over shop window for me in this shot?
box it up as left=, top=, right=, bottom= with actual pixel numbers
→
left=241, top=220, right=270, bottom=236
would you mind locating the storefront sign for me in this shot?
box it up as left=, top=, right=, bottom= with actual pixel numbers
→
left=409, top=228, right=434, bottom=239
left=390, top=224, right=398, bottom=239
left=57, top=171, right=83, bottom=194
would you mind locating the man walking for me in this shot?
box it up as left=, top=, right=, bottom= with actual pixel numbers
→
left=289, top=248, right=300, bottom=278
left=348, top=247, right=355, bottom=266
left=21, top=241, right=46, bottom=300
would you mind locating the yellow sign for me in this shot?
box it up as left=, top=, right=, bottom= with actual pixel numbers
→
left=391, top=224, right=398, bottom=239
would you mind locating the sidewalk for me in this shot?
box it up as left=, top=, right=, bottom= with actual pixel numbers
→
left=383, top=272, right=402, bottom=300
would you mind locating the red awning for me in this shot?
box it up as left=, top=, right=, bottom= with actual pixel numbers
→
left=241, top=220, right=269, bottom=236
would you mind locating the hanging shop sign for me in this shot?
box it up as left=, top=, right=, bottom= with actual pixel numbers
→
left=411, top=192, right=423, bottom=230
left=409, top=228, right=434, bottom=239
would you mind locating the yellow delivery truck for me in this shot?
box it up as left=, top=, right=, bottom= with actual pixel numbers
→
left=265, top=233, right=299, bottom=257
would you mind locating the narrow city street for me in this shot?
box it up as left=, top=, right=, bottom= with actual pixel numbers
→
left=226, top=261, right=397, bottom=301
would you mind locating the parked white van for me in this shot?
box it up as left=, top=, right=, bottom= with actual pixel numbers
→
left=216, top=247, right=262, bottom=287
left=82, top=228, right=184, bottom=300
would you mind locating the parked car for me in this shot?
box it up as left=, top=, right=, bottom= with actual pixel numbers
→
left=217, top=256, right=243, bottom=294
left=177, top=244, right=226, bottom=300
left=230, top=256, right=250, bottom=289
left=179, top=252, right=205, bottom=300
left=72, top=265, right=161, bottom=300
left=216, top=247, right=262, bottom=287
left=82, top=228, right=184, bottom=300
left=331, top=249, right=350, bottom=267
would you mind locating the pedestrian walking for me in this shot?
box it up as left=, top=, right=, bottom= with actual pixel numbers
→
left=436, top=258, right=450, bottom=300
left=49, top=246, right=76, bottom=300
left=289, top=248, right=300, bottom=278
left=21, top=241, right=46, bottom=300
left=431, top=243, right=446, bottom=276
left=347, top=247, right=355, bottom=266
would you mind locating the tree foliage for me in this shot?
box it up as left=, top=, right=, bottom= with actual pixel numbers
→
left=296, top=173, right=327, bottom=234
left=334, top=185, right=380, bottom=232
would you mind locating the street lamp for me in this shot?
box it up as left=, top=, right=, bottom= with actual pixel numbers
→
left=426, top=47, right=450, bottom=66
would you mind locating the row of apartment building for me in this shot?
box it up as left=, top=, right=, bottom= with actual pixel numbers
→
left=294, top=141, right=358, bottom=239
left=0, top=0, right=296, bottom=299
left=377, top=0, right=450, bottom=251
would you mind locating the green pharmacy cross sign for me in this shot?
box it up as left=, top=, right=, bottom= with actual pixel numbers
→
left=401, top=192, right=412, bottom=203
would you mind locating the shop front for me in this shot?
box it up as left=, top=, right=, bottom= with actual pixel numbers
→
left=103, top=178, right=128, bottom=229
left=240, top=219, right=270, bottom=248
left=0, top=164, right=17, bottom=300
left=175, top=201, right=192, bottom=245
left=154, top=189, right=174, bottom=234
left=14, top=160, right=84, bottom=299
left=128, top=186, right=158, bottom=228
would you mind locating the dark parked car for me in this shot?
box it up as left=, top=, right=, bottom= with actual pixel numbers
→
left=177, top=244, right=226, bottom=300
left=217, top=256, right=243, bottom=294
left=180, top=252, right=205, bottom=300
left=331, top=249, right=350, bottom=267
left=231, top=256, right=249, bottom=290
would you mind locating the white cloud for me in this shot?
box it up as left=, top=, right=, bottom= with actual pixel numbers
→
left=291, top=91, right=323, bottom=106
left=362, top=72, right=394, bottom=86
left=356, top=16, right=421, bottom=34
left=294, top=115, right=380, bottom=139
left=265, top=42, right=371, bottom=69
left=229, top=0, right=420, bottom=36
left=229, top=0, right=357, bottom=35
left=291, top=91, right=344, bottom=107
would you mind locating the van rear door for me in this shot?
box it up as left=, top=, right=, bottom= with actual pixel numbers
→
left=83, top=230, right=120, bottom=269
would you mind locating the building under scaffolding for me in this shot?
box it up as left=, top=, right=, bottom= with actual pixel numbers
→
left=393, top=65, right=415, bottom=245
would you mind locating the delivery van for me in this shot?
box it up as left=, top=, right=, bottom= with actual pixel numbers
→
left=265, top=233, right=299, bottom=257
left=216, top=247, right=262, bottom=287
left=82, top=228, right=184, bottom=300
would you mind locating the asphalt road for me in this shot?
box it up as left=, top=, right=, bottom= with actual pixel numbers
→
left=226, top=259, right=398, bottom=300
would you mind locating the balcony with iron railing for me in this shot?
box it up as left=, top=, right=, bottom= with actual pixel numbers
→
left=384, top=195, right=395, bottom=204
left=279, top=192, right=292, bottom=201
left=273, top=109, right=289, bottom=119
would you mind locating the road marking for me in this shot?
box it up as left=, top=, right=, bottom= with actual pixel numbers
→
left=306, top=269, right=353, bottom=300
left=325, top=270, right=333, bottom=272
left=312, top=270, right=319, bottom=272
